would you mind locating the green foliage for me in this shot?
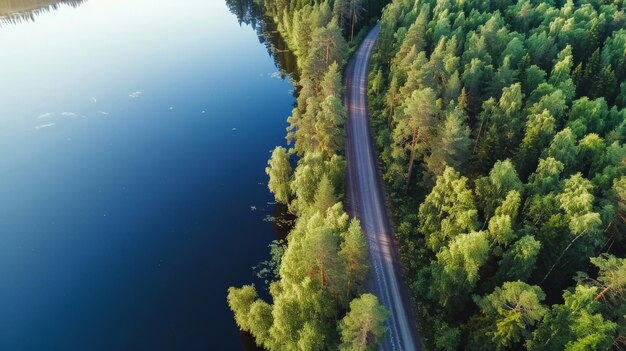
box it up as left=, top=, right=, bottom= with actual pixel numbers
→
left=368, top=0, right=626, bottom=347
left=266, top=146, right=292, bottom=204
left=313, top=176, right=337, bottom=214
left=338, top=294, right=390, bottom=350
left=229, top=1, right=389, bottom=348
left=526, top=285, right=618, bottom=351
left=230, top=203, right=374, bottom=350
left=516, top=109, right=556, bottom=178
left=473, top=281, right=547, bottom=349
left=496, top=235, right=541, bottom=282
left=254, top=240, right=287, bottom=285
left=340, top=219, right=370, bottom=299
left=243, top=0, right=626, bottom=346
left=418, top=167, right=478, bottom=252
left=390, top=87, right=440, bottom=189
left=475, top=160, right=523, bottom=219
left=543, top=128, right=579, bottom=176
left=430, top=231, right=489, bottom=307
left=558, top=173, right=601, bottom=236
left=426, top=108, right=472, bottom=176
left=289, top=152, right=345, bottom=214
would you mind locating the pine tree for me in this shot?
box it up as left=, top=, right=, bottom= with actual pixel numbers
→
left=338, top=294, right=390, bottom=350
left=313, top=175, right=337, bottom=214
left=401, top=88, right=439, bottom=191
left=426, top=108, right=472, bottom=176
left=347, top=0, right=363, bottom=41
left=339, top=219, right=369, bottom=302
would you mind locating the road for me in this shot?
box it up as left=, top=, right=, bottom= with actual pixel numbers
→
left=345, top=25, right=422, bottom=351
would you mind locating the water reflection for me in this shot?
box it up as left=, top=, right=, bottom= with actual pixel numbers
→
left=0, top=0, right=85, bottom=25
left=0, top=0, right=296, bottom=349
left=225, top=0, right=298, bottom=79
left=226, top=2, right=296, bottom=349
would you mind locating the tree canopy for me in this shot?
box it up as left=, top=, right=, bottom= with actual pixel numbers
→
left=368, top=0, right=626, bottom=348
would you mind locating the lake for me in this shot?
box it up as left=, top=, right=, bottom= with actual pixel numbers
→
left=0, top=0, right=294, bottom=349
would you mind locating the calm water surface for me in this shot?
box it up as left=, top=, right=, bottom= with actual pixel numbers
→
left=0, top=0, right=293, bottom=349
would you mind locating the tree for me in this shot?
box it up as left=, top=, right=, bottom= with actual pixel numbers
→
left=617, top=81, right=626, bottom=109
left=566, top=97, right=608, bottom=138
left=314, top=175, right=337, bottom=214
left=475, top=159, right=524, bottom=220
left=400, top=88, right=439, bottom=191
left=543, top=128, right=579, bottom=176
left=311, top=19, right=348, bottom=67
left=426, top=108, right=472, bottom=176
left=474, top=84, right=524, bottom=171
left=578, top=133, right=606, bottom=177
left=228, top=284, right=260, bottom=333
left=541, top=173, right=603, bottom=283
left=610, top=176, right=626, bottom=240
left=290, top=153, right=325, bottom=212
left=332, top=0, right=347, bottom=30
left=338, top=294, right=389, bottom=351
left=302, top=46, right=332, bottom=89
left=299, top=213, right=346, bottom=296
left=488, top=214, right=516, bottom=247
left=431, top=231, right=490, bottom=306
left=592, top=66, right=618, bottom=103
left=321, top=62, right=343, bottom=98
left=516, top=109, right=556, bottom=179
left=269, top=277, right=335, bottom=350
left=418, top=167, right=478, bottom=252
left=473, top=281, right=547, bottom=349
left=586, top=254, right=626, bottom=305
left=522, top=65, right=546, bottom=96
left=266, top=146, right=292, bottom=204
left=496, top=235, right=541, bottom=282
left=527, top=89, right=567, bottom=124
left=488, top=56, right=518, bottom=98
left=461, top=58, right=493, bottom=115
left=558, top=174, right=602, bottom=237
left=526, top=31, right=556, bottom=70
left=316, top=95, right=346, bottom=157
left=339, top=219, right=369, bottom=301
left=527, top=285, right=617, bottom=351
left=393, top=8, right=429, bottom=62
left=526, top=157, right=564, bottom=195
left=495, top=190, right=521, bottom=220
left=347, top=0, right=363, bottom=41
left=227, top=285, right=273, bottom=349
left=292, top=6, right=314, bottom=59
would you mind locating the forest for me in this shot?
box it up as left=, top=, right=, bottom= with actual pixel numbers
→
left=228, top=0, right=626, bottom=349
left=367, top=0, right=626, bottom=349
left=227, top=0, right=392, bottom=350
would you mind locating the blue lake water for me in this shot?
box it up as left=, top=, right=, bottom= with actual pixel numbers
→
left=0, top=0, right=293, bottom=349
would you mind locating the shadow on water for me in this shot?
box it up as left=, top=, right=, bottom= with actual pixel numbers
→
left=271, top=203, right=296, bottom=241
left=238, top=206, right=294, bottom=351
left=0, top=0, right=86, bottom=25
left=226, top=2, right=298, bottom=349
left=241, top=330, right=265, bottom=351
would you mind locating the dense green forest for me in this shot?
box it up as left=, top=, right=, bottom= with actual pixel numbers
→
left=368, top=0, right=626, bottom=349
left=227, top=1, right=391, bottom=350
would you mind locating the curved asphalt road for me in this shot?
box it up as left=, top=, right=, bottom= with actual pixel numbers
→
left=345, top=25, right=422, bottom=351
